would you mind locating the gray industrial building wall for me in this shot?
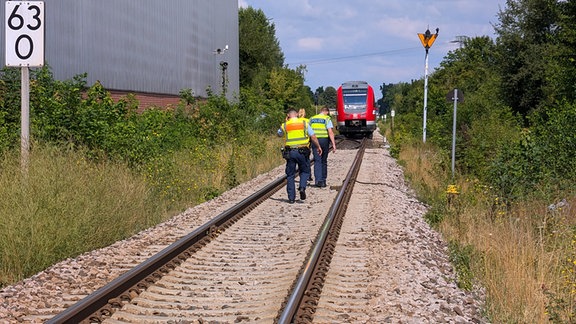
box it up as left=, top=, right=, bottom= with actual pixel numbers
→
left=1, top=0, right=239, bottom=100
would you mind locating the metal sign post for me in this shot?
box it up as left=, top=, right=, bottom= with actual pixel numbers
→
left=390, top=109, right=395, bottom=135
left=5, top=1, right=45, bottom=171
left=446, top=89, right=464, bottom=178
left=21, top=66, right=30, bottom=169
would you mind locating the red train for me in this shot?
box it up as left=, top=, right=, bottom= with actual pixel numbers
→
left=336, top=81, right=377, bottom=138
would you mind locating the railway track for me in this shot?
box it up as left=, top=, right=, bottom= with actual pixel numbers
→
left=47, top=140, right=368, bottom=324
left=2, top=130, right=486, bottom=323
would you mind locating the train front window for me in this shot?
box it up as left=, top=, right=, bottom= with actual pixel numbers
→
left=343, top=92, right=367, bottom=110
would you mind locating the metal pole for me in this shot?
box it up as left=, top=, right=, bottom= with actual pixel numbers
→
left=423, top=49, right=429, bottom=143
left=21, top=67, right=30, bottom=172
left=418, top=27, right=438, bottom=144
left=451, top=89, right=457, bottom=178
left=391, top=110, right=394, bottom=135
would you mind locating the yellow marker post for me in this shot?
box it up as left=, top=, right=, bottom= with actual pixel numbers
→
left=446, top=184, right=459, bottom=208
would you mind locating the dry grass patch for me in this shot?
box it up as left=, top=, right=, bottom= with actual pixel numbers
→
left=396, top=134, right=576, bottom=323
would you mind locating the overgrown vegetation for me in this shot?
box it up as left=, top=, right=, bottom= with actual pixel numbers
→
left=0, top=145, right=164, bottom=286
left=380, top=0, right=576, bottom=322
left=6, top=2, right=576, bottom=322
left=0, top=65, right=286, bottom=286
left=0, top=5, right=320, bottom=288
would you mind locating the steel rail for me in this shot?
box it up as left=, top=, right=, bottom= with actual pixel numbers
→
left=277, top=138, right=367, bottom=323
left=47, top=174, right=287, bottom=324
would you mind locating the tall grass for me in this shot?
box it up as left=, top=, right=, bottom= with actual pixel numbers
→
left=0, top=136, right=284, bottom=287
left=394, top=134, right=576, bottom=323
left=0, top=144, right=164, bottom=286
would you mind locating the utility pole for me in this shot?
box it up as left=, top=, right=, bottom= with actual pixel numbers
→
left=450, top=35, right=469, bottom=49
left=417, top=27, right=439, bottom=143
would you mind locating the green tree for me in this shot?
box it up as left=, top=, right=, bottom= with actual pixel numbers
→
left=379, top=83, right=396, bottom=115
left=494, top=0, right=560, bottom=119
left=265, top=65, right=312, bottom=110
left=318, top=86, right=337, bottom=109
left=238, top=7, right=284, bottom=89
left=554, top=0, right=576, bottom=102
left=238, top=7, right=314, bottom=122
left=314, top=87, right=324, bottom=104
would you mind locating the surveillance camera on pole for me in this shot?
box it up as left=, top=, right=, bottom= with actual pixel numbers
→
left=212, top=45, right=229, bottom=96
left=214, top=45, right=229, bottom=55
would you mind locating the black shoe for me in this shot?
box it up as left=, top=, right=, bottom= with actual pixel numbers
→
left=320, top=181, right=327, bottom=188
left=299, top=189, right=306, bottom=200
left=289, top=199, right=295, bottom=204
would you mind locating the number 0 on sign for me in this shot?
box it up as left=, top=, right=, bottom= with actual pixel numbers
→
left=5, top=1, right=44, bottom=67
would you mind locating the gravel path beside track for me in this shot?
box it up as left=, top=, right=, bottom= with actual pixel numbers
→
left=313, top=132, right=486, bottom=323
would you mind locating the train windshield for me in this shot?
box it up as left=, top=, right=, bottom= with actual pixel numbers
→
left=343, top=89, right=367, bottom=110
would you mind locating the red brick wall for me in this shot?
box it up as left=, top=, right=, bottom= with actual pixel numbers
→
left=108, top=90, right=182, bottom=112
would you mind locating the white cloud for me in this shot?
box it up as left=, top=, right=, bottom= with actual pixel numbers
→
left=242, top=0, right=507, bottom=90
left=374, top=16, right=423, bottom=42
left=297, top=37, right=324, bottom=51
left=238, top=0, right=248, bottom=9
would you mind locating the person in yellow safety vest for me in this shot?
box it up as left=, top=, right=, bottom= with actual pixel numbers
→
left=298, top=108, right=313, bottom=183
left=309, top=107, right=337, bottom=188
left=277, top=108, right=322, bottom=204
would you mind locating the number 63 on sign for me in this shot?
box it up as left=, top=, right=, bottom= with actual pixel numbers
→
left=5, top=1, right=44, bottom=67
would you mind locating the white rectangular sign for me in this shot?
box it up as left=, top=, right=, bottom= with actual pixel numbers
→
left=5, top=1, right=44, bottom=67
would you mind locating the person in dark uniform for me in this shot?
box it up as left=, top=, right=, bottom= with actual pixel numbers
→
left=277, top=108, right=322, bottom=203
left=309, top=107, right=337, bottom=187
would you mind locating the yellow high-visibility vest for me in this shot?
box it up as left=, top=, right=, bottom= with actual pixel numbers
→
left=282, top=118, right=310, bottom=147
left=309, top=114, right=330, bottom=138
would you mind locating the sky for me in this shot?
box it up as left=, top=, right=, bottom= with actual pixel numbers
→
left=238, top=0, right=507, bottom=93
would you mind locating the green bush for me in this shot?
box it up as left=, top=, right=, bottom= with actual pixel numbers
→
left=0, top=110, right=10, bottom=153
left=486, top=101, right=576, bottom=200
left=30, top=67, right=87, bottom=144
left=531, top=101, right=576, bottom=184
left=487, top=129, right=544, bottom=200
left=0, top=65, right=290, bottom=208
left=0, top=68, right=24, bottom=150
left=0, top=65, right=289, bottom=286
left=239, top=87, right=286, bottom=132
